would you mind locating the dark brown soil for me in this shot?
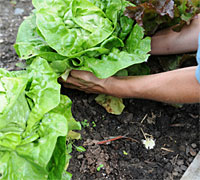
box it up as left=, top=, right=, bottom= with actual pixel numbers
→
left=64, top=89, right=199, bottom=180
left=0, top=1, right=199, bottom=180
left=0, top=0, right=33, bottom=70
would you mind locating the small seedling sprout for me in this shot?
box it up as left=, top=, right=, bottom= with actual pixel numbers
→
left=81, top=119, right=90, bottom=128
left=97, top=164, right=104, bottom=172
left=92, top=121, right=96, bottom=127
left=123, top=150, right=128, bottom=155
left=74, top=145, right=86, bottom=152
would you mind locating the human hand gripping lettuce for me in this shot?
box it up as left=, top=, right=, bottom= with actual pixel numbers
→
left=14, top=0, right=151, bottom=115
left=14, top=0, right=151, bottom=79
left=1, top=0, right=151, bottom=178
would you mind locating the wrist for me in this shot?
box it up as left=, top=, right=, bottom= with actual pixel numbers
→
left=101, top=76, right=117, bottom=96
left=103, top=76, right=139, bottom=98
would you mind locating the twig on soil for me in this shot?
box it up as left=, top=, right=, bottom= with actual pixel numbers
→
left=140, top=128, right=147, bottom=139
left=124, top=137, right=139, bottom=143
left=188, top=113, right=199, bottom=119
left=97, top=134, right=139, bottom=145
left=140, top=128, right=153, bottom=139
left=170, top=123, right=185, bottom=127
left=147, top=112, right=156, bottom=124
left=161, top=147, right=174, bottom=153
left=97, top=136, right=125, bottom=144
left=80, top=159, right=86, bottom=173
left=141, top=114, right=148, bottom=124
left=171, top=154, right=179, bottom=165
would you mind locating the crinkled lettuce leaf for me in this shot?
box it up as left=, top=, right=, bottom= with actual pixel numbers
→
left=15, top=0, right=151, bottom=79
left=23, top=57, right=61, bottom=137
left=35, top=0, right=113, bottom=57
left=14, top=12, right=54, bottom=60
left=51, top=95, right=81, bottom=131
left=0, top=58, right=80, bottom=179
left=0, top=112, right=68, bottom=180
left=0, top=70, right=29, bottom=132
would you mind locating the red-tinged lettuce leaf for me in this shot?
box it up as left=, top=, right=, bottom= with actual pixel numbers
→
left=125, top=0, right=200, bottom=35
left=172, top=0, right=200, bottom=31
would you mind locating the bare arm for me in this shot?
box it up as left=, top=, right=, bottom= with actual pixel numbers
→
left=151, top=14, right=200, bottom=55
left=105, top=67, right=200, bottom=103
left=63, top=15, right=200, bottom=104
left=65, top=67, right=200, bottom=104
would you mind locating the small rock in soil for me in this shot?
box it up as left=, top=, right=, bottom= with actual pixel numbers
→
left=177, top=159, right=184, bottom=166
left=191, top=143, right=197, bottom=149
left=189, top=147, right=197, bottom=157
left=180, top=165, right=187, bottom=171
left=155, top=114, right=171, bottom=133
left=77, top=154, right=84, bottom=159
left=130, top=158, right=140, bottom=164
left=14, top=8, right=24, bottom=15
left=179, top=145, right=186, bottom=152
left=172, top=171, right=179, bottom=176
left=154, top=131, right=161, bottom=138
left=188, top=157, right=194, bottom=162
left=186, top=146, right=190, bottom=156
left=164, top=162, right=173, bottom=171
left=174, top=166, right=182, bottom=173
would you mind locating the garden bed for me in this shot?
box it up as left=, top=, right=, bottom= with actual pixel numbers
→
left=0, top=1, right=199, bottom=179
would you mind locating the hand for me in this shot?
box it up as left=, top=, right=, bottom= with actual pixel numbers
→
left=60, top=67, right=200, bottom=103
left=61, top=70, right=111, bottom=94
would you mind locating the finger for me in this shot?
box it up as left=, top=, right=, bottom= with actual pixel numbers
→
left=59, top=74, right=84, bottom=85
left=63, top=83, right=92, bottom=94
left=65, top=77, right=93, bottom=90
left=58, top=77, right=66, bottom=83
left=70, top=70, right=94, bottom=80
left=67, top=76, right=95, bottom=88
left=66, top=76, right=84, bottom=87
left=63, top=83, right=82, bottom=90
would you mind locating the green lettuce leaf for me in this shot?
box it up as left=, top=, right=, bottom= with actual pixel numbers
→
left=64, top=24, right=151, bottom=79
left=51, top=95, right=81, bottom=131
left=14, top=13, right=53, bottom=59
left=0, top=58, right=80, bottom=179
left=15, top=0, right=151, bottom=79
left=0, top=112, right=68, bottom=180
left=23, top=58, right=61, bottom=138
left=0, top=70, right=29, bottom=132
left=35, top=0, right=113, bottom=57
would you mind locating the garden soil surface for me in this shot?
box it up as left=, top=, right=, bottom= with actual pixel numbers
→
left=0, top=1, right=199, bottom=180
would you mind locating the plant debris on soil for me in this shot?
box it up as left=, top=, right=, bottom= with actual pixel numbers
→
left=0, top=1, right=199, bottom=180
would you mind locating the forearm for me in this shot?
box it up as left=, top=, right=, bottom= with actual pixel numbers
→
left=65, top=16, right=200, bottom=103
left=151, top=15, right=200, bottom=55
left=107, top=67, right=200, bottom=103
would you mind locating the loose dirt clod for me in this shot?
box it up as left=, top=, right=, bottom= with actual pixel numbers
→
left=82, top=140, right=112, bottom=174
